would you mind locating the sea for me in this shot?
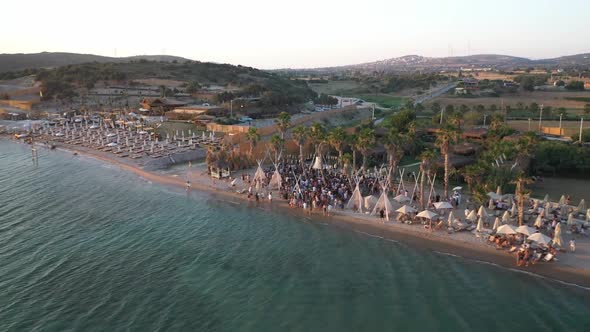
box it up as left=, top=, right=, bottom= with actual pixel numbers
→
left=1, top=140, right=589, bottom=332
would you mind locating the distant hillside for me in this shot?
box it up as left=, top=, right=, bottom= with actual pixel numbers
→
left=0, top=52, right=189, bottom=73
left=284, top=53, right=590, bottom=73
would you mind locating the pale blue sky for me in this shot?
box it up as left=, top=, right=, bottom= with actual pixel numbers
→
left=2, top=0, right=589, bottom=69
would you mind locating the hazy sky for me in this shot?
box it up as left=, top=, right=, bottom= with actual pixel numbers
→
left=2, top=0, right=589, bottom=69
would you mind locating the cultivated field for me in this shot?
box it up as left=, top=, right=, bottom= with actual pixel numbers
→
left=308, top=80, right=364, bottom=95
left=431, top=90, right=590, bottom=111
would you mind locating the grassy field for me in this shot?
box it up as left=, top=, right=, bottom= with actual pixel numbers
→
left=156, top=121, right=203, bottom=137
left=357, top=94, right=405, bottom=108
left=431, top=90, right=590, bottom=111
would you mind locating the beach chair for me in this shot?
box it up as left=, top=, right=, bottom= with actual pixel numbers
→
left=542, top=253, right=554, bottom=262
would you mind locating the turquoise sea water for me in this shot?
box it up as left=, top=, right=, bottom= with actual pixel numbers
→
left=1, top=141, right=590, bottom=332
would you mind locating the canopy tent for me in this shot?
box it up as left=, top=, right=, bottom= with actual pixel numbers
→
left=492, top=217, right=501, bottom=231
left=393, top=194, right=410, bottom=203
left=553, top=223, right=563, bottom=247
left=433, top=201, right=453, bottom=210
left=364, top=195, right=378, bottom=211
left=516, top=225, right=537, bottom=236
left=543, top=194, right=550, bottom=203
left=466, top=210, right=477, bottom=222
left=567, top=213, right=575, bottom=226
left=252, top=161, right=266, bottom=192
left=496, top=186, right=502, bottom=196
left=487, top=192, right=502, bottom=200
left=417, top=210, right=438, bottom=220
left=558, top=195, right=566, bottom=205
left=312, top=156, right=323, bottom=170
left=371, top=190, right=394, bottom=221
left=447, top=210, right=455, bottom=227
left=534, top=214, right=543, bottom=228
left=396, top=205, right=417, bottom=215
left=496, top=224, right=517, bottom=235
left=346, top=181, right=364, bottom=213
left=527, top=233, right=552, bottom=246
left=476, top=217, right=484, bottom=232
left=488, top=198, right=495, bottom=209
left=510, top=204, right=517, bottom=217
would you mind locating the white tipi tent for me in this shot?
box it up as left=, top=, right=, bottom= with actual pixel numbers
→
left=252, top=160, right=266, bottom=192
left=370, top=183, right=393, bottom=221
left=347, top=179, right=364, bottom=213
left=268, top=163, right=282, bottom=191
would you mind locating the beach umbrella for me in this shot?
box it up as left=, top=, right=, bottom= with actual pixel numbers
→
left=511, top=204, right=517, bottom=217
left=488, top=198, right=495, bottom=209
left=496, top=186, right=502, bottom=196
left=502, top=211, right=511, bottom=223
left=558, top=195, right=566, bottom=205
left=534, top=214, right=543, bottom=228
left=577, top=199, right=586, bottom=212
left=452, top=186, right=462, bottom=191
left=433, top=201, right=453, bottom=210
left=567, top=213, right=575, bottom=226
left=533, top=200, right=539, bottom=211
left=553, top=223, right=563, bottom=247
left=466, top=210, right=477, bottom=222
left=417, top=210, right=438, bottom=220
left=396, top=205, right=417, bottom=215
left=516, top=225, right=537, bottom=236
left=477, top=206, right=488, bottom=218
left=528, top=233, right=552, bottom=246
left=476, top=217, right=484, bottom=232
left=496, top=224, right=517, bottom=235
left=543, top=194, right=549, bottom=203
left=393, top=194, right=411, bottom=203
left=492, top=217, right=501, bottom=231
left=447, top=210, right=455, bottom=227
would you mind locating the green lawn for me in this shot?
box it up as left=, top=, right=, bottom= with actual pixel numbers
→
left=357, top=94, right=405, bottom=109
left=565, top=97, right=590, bottom=103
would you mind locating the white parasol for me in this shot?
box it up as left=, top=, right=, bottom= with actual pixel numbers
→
left=417, top=210, right=438, bottom=220
left=492, top=217, right=501, bottom=231
left=496, top=224, right=517, bottom=235
left=516, top=225, right=537, bottom=236
left=527, top=233, right=552, bottom=245
left=433, top=201, right=453, bottom=210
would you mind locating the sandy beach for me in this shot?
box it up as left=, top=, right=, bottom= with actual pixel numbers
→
left=12, top=137, right=590, bottom=289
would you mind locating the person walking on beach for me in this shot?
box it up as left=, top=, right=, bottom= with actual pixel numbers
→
left=268, top=192, right=272, bottom=203
left=255, top=192, right=260, bottom=204
left=379, top=208, right=385, bottom=221
left=185, top=180, right=191, bottom=191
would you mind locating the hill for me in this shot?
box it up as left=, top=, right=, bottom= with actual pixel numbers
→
left=282, top=53, right=590, bottom=74
left=0, top=52, right=189, bottom=73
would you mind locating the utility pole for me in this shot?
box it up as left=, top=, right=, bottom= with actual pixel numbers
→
left=483, top=114, right=488, bottom=127
left=559, top=113, right=563, bottom=135
left=528, top=118, right=531, bottom=131
left=580, top=117, right=585, bottom=143
left=230, top=99, right=233, bottom=118
left=440, top=106, right=444, bottom=125
left=538, top=104, right=544, bottom=133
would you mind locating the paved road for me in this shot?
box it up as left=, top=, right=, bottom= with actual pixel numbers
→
left=413, top=81, right=458, bottom=105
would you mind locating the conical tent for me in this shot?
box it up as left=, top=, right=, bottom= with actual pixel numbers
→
left=269, top=169, right=282, bottom=190
left=477, top=206, right=488, bottom=218
left=543, top=194, right=549, bottom=203
left=492, top=217, right=501, bottom=231
left=346, top=182, right=364, bottom=213
left=371, top=190, right=393, bottom=221
left=510, top=204, right=517, bottom=217
left=534, top=214, right=543, bottom=228
left=488, top=198, right=495, bottom=209
left=496, top=186, right=502, bottom=196
left=577, top=199, right=586, bottom=212
left=476, top=217, right=484, bottom=232
left=559, top=195, right=566, bottom=205
left=364, top=195, right=378, bottom=211
left=553, top=223, right=563, bottom=247
left=447, top=210, right=455, bottom=227
left=466, top=210, right=477, bottom=222
left=252, top=161, right=266, bottom=192
left=502, top=210, right=511, bottom=223
left=567, top=213, right=575, bottom=226
left=312, top=156, right=323, bottom=170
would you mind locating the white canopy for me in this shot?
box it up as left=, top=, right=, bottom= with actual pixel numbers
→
left=447, top=210, right=455, bottom=227
left=516, top=225, right=537, bottom=236
left=417, top=210, right=438, bottom=220
left=502, top=210, right=511, bottom=223
left=433, top=201, right=453, bottom=210
left=476, top=217, right=484, bottom=232
left=477, top=206, right=488, bottom=218
left=364, top=195, right=378, bottom=211
left=252, top=162, right=266, bottom=192
left=488, top=198, right=495, bottom=209
left=466, top=210, right=477, bottom=222
left=268, top=169, right=282, bottom=191
left=534, top=215, right=543, bottom=228
left=510, top=204, right=517, bottom=217
left=396, top=205, right=417, bottom=215
left=577, top=199, right=586, bottom=212
left=567, top=213, right=575, bottom=226
left=496, top=186, right=502, bottom=196
left=558, top=195, right=566, bottom=205
left=393, top=194, right=410, bottom=203
left=543, top=194, right=549, bottom=203
left=496, top=224, right=517, bottom=235
left=312, top=156, right=323, bottom=170
left=527, top=233, right=552, bottom=245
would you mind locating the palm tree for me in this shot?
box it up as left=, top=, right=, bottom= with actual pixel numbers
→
left=512, top=173, right=533, bottom=226
left=327, top=127, right=347, bottom=167
left=356, top=127, right=375, bottom=170
left=348, top=133, right=359, bottom=172
left=435, top=124, right=461, bottom=199
left=269, top=134, right=284, bottom=163
left=275, top=112, right=291, bottom=140
left=382, top=127, right=405, bottom=187
left=246, top=127, right=260, bottom=156
left=418, top=150, right=436, bottom=209
left=292, top=125, right=309, bottom=166
left=310, top=123, right=327, bottom=156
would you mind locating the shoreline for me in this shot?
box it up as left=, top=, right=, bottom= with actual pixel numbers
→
left=7, top=137, right=590, bottom=289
